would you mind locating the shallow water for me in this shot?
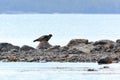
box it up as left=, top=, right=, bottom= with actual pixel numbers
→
left=0, top=62, right=120, bottom=80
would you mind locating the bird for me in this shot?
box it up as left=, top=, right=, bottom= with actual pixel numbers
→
left=33, top=34, right=52, bottom=49
left=33, top=34, right=52, bottom=42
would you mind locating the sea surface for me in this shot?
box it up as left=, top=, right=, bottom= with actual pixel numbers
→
left=0, top=14, right=120, bottom=47
left=0, top=62, right=120, bottom=80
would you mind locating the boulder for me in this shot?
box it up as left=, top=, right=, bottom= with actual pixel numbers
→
left=98, top=57, right=113, bottom=64
left=0, top=43, right=20, bottom=52
left=20, top=45, right=35, bottom=51
left=116, top=39, right=120, bottom=43
left=92, top=40, right=115, bottom=53
left=66, top=39, right=93, bottom=53
left=69, top=43, right=94, bottom=53
left=93, top=40, right=115, bottom=48
left=67, top=39, right=88, bottom=47
left=98, top=56, right=118, bottom=64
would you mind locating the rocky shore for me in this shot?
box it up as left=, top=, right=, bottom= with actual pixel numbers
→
left=0, top=39, right=120, bottom=63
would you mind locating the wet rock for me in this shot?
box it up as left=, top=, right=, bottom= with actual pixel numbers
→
left=103, top=66, right=109, bottom=68
left=99, top=66, right=110, bottom=69
left=97, top=56, right=117, bottom=64
left=20, top=45, right=35, bottom=51
left=87, top=69, right=97, bottom=71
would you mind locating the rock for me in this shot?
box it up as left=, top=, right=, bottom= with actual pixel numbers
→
left=67, top=39, right=88, bottom=47
left=26, top=57, right=35, bottom=62
left=7, top=57, right=18, bottom=62
left=66, top=39, right=95, bottom=53
left=87, top=69, right=97, bottom=71
left=93, top=40, right=115, bottom=49
left=91, top=40, right=115, bottom=53
left=1, top=59, right=8, bottom=62
left=61, top=46, right=69, bottom=51
left=103, top=66, right=109, bottom=68
left=0, top=43, right=20, bottom=52
left=46, top=45, right=61, bottom=52
left=116, top=39, right=120, bottom=43
left=97, top=56, right=118, bottom=64
left=68, top=48, right=86, bottom=54
left=10, top=49, right=19, bottom=52
left=0, top=38, right=120, bottom=62
left=93, top=40, right=115, bottom=45
left=99, top=66, right=110, bottom=69
left=67, top=54, right=80, bottom=62
left=20, top=45, right=35, bottom=51
left=114, top=40, right=120, bottom=53
left=69, top=44, right=94, bottom=53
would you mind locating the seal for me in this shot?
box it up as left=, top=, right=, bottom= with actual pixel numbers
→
left=33, top=34, right=52, bottom=49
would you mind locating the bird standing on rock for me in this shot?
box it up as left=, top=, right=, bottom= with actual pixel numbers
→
left=33, top=34, right=52, bottom=49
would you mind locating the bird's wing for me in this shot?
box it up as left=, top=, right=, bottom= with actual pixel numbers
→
left=38, top=35, right=48, bottom=41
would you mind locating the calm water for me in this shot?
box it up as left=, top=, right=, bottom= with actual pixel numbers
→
left=0, top=14, right=120, bottom=47
left=0, top=62, right=120, bottom=80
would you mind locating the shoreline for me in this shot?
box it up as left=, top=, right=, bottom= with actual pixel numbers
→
left=0, top=39, right=119, bottom=63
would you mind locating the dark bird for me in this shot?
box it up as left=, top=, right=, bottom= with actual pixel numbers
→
left=33, top=34, right=52, bottom=49
left=33, top=34, right=52, bottom=42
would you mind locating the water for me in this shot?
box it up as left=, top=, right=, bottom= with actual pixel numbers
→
left=0, top=14, right=120, bottom=47
left=0, top=62, right=120, bottom=80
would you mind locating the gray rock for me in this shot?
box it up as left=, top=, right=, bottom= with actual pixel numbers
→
left=116, top=39, right=120, bottom=43
left=46, top=45, right=61, bottom=52
left=20, top=45, right=35, bottom=51
left=26, top=57, right=35, bottom=62
left=93, top=40, right=115, bottom=49
left=67, top=39, right=88, bottom=47
left=91, top=40, right=116, bottom=53
left=0, top=43, right=20, bottom=52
